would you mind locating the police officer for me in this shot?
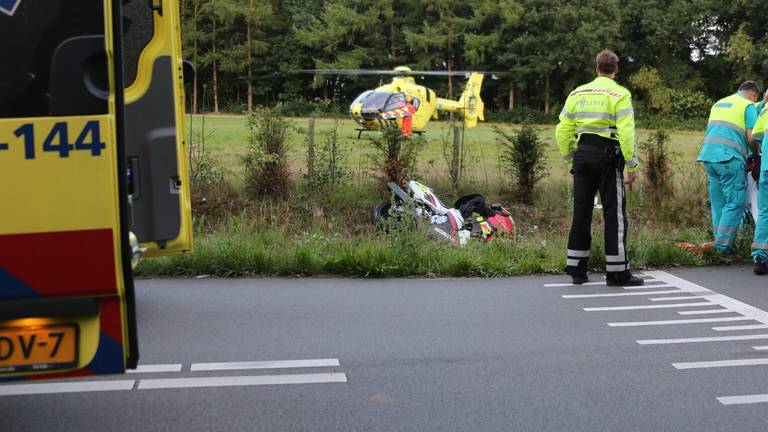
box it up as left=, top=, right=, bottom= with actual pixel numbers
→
left=698, top=81, right=761, bottom=254
left=556, top=50, right=643, bottom=286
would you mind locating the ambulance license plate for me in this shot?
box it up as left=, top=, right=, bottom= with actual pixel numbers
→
left=0, top=324, right=78, bottom=373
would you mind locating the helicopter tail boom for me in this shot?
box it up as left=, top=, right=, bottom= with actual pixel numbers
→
left=436, top=73, right=485, bottom=128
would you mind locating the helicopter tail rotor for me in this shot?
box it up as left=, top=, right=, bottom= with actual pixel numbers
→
left=458, top=73, right=485, bottom=128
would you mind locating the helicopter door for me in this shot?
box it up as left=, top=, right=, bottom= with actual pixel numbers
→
left=123, top=0, right=192, bottom=256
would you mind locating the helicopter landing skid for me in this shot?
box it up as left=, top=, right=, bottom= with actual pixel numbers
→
left=355, top=128, right=425, bottom=139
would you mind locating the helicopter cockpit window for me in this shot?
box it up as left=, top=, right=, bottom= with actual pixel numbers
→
left=383, top=93, right=406, bottom=111
left=411, top=97, right=421, bottom=110
left=0, top=0, right=107, bottom=118
left=351, top=90, right=374, bottom=108
left=361, top=92, right=393, bottom=112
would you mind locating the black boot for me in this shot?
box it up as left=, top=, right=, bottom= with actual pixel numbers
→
left=755, top=259, right=768, bottom=276
left=606, top=271, right=644, bottom=287
left=571, top=274, right=589, bottom=285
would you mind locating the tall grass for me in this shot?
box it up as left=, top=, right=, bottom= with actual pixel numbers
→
left=135, top=222, right=721, bottom=278
left=136, top=115, right=750, bottom=278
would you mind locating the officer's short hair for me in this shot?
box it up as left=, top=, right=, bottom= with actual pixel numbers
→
left=739, top=80, right=760, bottom=94
left=596, top=50, right=619, bottom=75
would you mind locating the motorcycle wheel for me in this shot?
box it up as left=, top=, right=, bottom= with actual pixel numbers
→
left=373, top=200, right=392, bottom=225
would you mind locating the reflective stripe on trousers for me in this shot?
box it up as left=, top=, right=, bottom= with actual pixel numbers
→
left=703, top=159, right=747, bottom=252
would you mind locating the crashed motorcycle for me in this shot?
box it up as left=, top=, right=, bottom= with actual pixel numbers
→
left=373, top=180, right=515, bottom=246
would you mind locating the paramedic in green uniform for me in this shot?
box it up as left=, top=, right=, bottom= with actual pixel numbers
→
left=698, top=81, right=761, bottom=253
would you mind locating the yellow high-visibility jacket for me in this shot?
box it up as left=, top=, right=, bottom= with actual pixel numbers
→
left=556, top=76, right=639, bottom=172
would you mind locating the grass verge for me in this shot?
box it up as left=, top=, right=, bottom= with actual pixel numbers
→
left=135, top=225, right=740, bottom=278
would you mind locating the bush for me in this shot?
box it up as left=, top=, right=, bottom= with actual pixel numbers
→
left=485, top=107, right=559, bottom=124
left=440, top=124, right=474, bottom=193
left=635, top=113, right=707, bottom=131
left=242, top=107, right=292, bottom=198
left=629, top=66, right=712, bottom=120
left=274, top=98, right=347, bottom=117
left=641, top=130, right=674, bottom=200
left=304, top=119, right=352, bottom=191
left=667, top=89, right=712, bottom=119
left=495, top=123, right=549, bottom=204
left=188, top=116, right=225, bottom=195
left=629, top=67, right=667, bottom=112
left=187, top=115, right=238, bottom=218
left=368, top=127, right=426, bottom=185
left=638, top=131, right=711, bottom=228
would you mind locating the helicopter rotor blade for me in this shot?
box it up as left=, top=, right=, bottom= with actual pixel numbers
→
left=298, top=69, right=396, bottom=76
left=298, top=69, right=506, bottom=78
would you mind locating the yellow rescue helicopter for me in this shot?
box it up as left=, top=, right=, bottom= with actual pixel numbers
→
left=303, top=66, right=488, bottom=137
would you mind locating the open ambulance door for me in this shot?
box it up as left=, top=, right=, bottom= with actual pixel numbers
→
left=123, top=0, right=192, bottom=256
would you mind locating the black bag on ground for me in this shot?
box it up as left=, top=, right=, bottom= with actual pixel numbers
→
left=454, top=194, right=493, bottom=219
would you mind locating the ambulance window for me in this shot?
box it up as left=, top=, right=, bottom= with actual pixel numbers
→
left=0, top=0, right=107, bottom=118
left=123, top=0, right=155, bottom=88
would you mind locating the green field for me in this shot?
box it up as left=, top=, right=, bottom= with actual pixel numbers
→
left=187, top=114, right=706, bottom=188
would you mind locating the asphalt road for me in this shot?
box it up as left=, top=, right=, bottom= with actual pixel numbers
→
left=4, top=267, right=768, bottom=431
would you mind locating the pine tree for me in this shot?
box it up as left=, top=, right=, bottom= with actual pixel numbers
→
left=403, top=0, right=471, bottom=100
left=214, top=0, right=275, bottom=112
left=294, top=0, right=394, bottom=101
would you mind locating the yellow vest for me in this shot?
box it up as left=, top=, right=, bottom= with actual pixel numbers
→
left=699, top=94, right=751, bottom=162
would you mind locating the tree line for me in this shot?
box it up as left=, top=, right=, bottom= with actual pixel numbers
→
left=180, top=0, right=768, bottom=119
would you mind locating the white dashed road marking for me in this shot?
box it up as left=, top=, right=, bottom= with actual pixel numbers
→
left=562, top=289, right=693, bottom=299
left=128, top=364, right=183, bottom=374
left=0, top=358, right=346, bottom=397
left=0, top=380, right=136, bottom=396
left=637, top=333, right=768, bottom=345
left=718, top=394, right=768, bottom=406
left=558, top=270, right=768, bottom=406
left=648, top=295, right=705, bottom=301
left=606, top=316, right=752, bottom=327
left=678, top=308, right=734, bottom=315
left=712, top=324, right=768, bottom=332
left=623, top=284, right=675, bottom=290
left=673, top=358, right=768, bottom=370
left=191, top=358, right=340, bottom=372
left=584, top=301, right=711, bottom=311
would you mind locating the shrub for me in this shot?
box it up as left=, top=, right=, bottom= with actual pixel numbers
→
left=187, top=115, right=237, bottom=218
left=305, top=119, right=352, bottom=191
left=629, top=66, right=712, bottom=119
left=440, top=124, right=473, bottom=193
left=485, top=107, right=559, bottom=124
left=635, top=113, right=707, bottom=131
left=641, top=130, right=674, bottom=200
left=638, top=130, right=709, bottom=227
left=188, top=116, right=224, bottom=194
left=368, top=127, right=426, bottom=185
left=629, top=67, right=668, bottom=113
left=495, top=123, right=549, bottom=204
left=242, top=107, right=292, bottom=198
left=667, top=89, right=712, bottom=119
left=274, top=98, right=347, bottom=117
